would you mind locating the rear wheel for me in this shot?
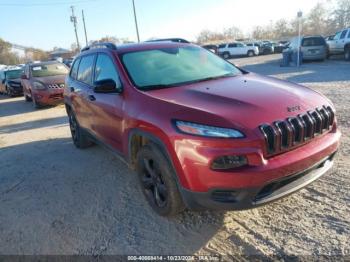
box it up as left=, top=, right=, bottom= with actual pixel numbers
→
left=222, top=52, right=230, bottom=59
left=136, top=144, right=185, bottom=216
left=345, top=47, right=350, bottom=61
left=68, top=109, right=93, bottom=149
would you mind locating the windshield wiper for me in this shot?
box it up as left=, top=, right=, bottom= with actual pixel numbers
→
left=139, top=73, right=237, bottom=91
left=139, top=83, right=181, bottom=91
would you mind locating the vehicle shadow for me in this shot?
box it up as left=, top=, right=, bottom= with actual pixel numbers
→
left=0, top=96, right=57, bottom=118
left=239, top=56, right=350, bottom=84
left=0, top=138, right=232, bottom=256
left=0, top=116, right=68, bottom=134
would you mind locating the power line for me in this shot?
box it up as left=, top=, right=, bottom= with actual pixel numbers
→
left=0, top=0, right=98, bottom=7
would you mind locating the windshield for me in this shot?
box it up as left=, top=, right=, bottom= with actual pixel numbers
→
left=5, top=69, right=23, bottom=79
left=121, top=46, right=242, bottom=90
left=31, top=63, right=68, bottom=77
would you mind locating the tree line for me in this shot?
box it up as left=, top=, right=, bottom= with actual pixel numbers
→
left=197, top=0, right=350, bottom=44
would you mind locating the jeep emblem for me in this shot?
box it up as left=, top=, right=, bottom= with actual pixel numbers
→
left=287, top=105, right=301, bottom=112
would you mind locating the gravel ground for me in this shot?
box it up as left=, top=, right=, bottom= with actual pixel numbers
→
left=0, top=54, right=349, bottom=258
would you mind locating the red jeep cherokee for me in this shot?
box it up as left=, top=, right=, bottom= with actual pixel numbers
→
left=22, top=61, right=69, bottom=108
left=64, top=42, right=340, bottom=216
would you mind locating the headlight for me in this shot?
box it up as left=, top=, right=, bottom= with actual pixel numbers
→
left=33, top=81, right=46, bottom=90
left=175, top=121, right=244, bottom=138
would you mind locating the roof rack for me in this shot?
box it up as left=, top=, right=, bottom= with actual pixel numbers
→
left=146, top=38, right=190, bottom=44
left=81, top=42, right=117, bottom=52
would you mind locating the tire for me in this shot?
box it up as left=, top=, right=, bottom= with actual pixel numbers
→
left=222, top=52, right=230, bottom=59
left=32, top=95, right=41, bottom=109
left=68, top=109, right=93, bottom=149
left=25, top=94, right=32, bottom=102
left=136, top=144, right=185, bottom=216
left=6, top=87, right=12, bottom=97
left=345, top=47, right=350, bottom=61
left=247, top=50, right=254, bottom=57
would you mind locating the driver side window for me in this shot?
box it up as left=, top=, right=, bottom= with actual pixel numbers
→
left=94, top=54, right=122, bottom=88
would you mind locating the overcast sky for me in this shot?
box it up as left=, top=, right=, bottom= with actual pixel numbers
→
left=0, top=0, right=332, bottom=50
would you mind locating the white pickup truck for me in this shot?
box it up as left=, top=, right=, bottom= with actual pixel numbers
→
left=327, top=28, right=350, bottom=60
left=218, top=42, right=259, bottom=59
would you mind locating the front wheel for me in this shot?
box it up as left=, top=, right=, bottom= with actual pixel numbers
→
left=136, top=144, right=185, bottom=216
left=6, top=87, right=12, bottom=97
left=25, top=94, right=32, bottom=102
left=247, top=50, right=254, bottom=57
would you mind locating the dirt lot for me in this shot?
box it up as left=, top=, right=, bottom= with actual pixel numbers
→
left=0, top=54, right=349, bottom=258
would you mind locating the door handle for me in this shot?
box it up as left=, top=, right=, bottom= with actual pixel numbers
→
left=88, top=94, right=96, bottom=101
left=70, top=87, right=75, bottom=92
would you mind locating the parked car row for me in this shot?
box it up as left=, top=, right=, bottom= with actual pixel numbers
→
left=284, top=27, right=350, bottom=62
left=0, top=61, right=69, bottom=108
left=201, top=40, right=289, bottom=59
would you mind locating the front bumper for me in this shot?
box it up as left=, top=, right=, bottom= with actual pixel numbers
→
left=8, top=85, right=23, bottom=95
left=34, top=90, right=64, bottom=105
left=181, top=152, right=336, bottom=210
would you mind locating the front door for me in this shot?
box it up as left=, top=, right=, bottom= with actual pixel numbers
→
left=88, top=53, right=125, bottom=152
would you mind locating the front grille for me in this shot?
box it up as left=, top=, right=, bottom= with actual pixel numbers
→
left=48, top=83, right=65, bottom=89
left=49, top=93, right=63, bottom=100
left=260, top=105, right=335, bottom=156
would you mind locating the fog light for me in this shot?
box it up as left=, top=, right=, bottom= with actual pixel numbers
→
left=211, top=155, right=247, bottom=170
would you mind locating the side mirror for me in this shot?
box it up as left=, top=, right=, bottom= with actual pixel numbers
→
left=93, top=79, right=122, bottom=93
left=21, top=74, right=28, bottom=80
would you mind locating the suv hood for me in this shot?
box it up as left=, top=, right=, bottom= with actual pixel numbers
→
left=144, top=73, right=331, bottom=130
left=32, top=75, right=66, bottom=85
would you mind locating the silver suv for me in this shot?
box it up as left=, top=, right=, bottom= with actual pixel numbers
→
left=327, top=28, right=350, bottom=60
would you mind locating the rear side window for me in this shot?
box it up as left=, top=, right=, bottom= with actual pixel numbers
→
left=340, top=30, right=348, bottom=39
left=77, top=55, right=95, bottom=84
left=302, top=37, right=326, bottom=47
left=218, top=44, right=226, bottom=48
left=70, top=58, right=80, bottom=80
left=94, top=54, right=122, bottom=87
left=228, top=43, right=237, bottom=48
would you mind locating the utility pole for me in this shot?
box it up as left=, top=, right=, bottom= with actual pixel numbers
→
left=82, top=9, right=88, bottom=46
left=70, top=6, right=81, bottom=50
left=132, top=0, right=140, bottom=42
left=297, top=10, right=303, bottom=67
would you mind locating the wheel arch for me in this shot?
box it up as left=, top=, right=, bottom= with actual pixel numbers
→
left=127, top=128, right=189, bottom=188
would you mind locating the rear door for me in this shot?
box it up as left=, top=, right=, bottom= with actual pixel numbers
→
left=69, top=54, right=96, bottom=130
left=88, top=52, right=125, bottom=151
left=236, top=43, right=246, bottom=55
left=228, top=43, right=238, bottom=55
